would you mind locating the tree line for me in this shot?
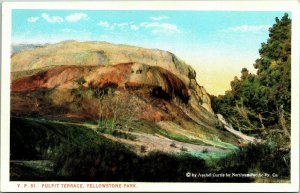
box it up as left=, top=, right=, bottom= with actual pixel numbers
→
left=211, top=13, right=291, bottom=148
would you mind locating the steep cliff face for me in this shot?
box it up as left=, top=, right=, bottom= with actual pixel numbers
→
left=11, top=40, right=213, bottom=113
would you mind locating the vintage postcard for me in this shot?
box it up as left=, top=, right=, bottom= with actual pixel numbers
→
left=1, top=1, right=299, bottom=192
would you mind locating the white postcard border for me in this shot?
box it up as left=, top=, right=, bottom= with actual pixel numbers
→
left=1, top=1, right=299, bottom=192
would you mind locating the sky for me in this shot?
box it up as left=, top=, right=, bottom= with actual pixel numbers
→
left=12, top=10, right=288, bottom=95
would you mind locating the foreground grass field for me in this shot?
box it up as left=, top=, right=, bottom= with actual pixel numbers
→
left=10, top=117, right=289, bottom=182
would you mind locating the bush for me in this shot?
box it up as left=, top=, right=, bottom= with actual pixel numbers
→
left=214, top=142, right=290, bottom=179
left=180, top=146, right=187, bottom=152
left=96, top=127, right=107, bottom=133
left=140, top=145, right=147, bottom=153
left=170, top=142, right=177, bottom=148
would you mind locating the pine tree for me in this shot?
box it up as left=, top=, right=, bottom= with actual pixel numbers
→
left=212, top=13, right=291, bottom=145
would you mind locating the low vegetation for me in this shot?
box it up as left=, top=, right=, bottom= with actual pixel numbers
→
left=10, top=117, right=289, bottom=182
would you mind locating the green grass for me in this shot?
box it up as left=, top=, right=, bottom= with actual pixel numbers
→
left=10, top=160, right=58, bottom=181
left=188, top=151, right=229, bottom=160
left=127, top=119, right=162, bottom=134
left=158, top=129, right=208, bottom=146
left=10, top=117, right=213, bottom=182
left=10, top=117, right=289, bottom=182
left=74, top=51, right=93, bottom=65
left=97, top=127, right=137, bottom=141
left=10, top=116, right=113, bottom=160
left=209, top=136, right=239, bottom=150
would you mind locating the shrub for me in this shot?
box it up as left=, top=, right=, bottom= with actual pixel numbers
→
left=111, top=130, right=137, bottom=141
left=214, top=142, right=290, bottom=179
left=96, top=127, right=106, bottom=133
left=180, top=146, right=187, bottom=152
left=140, top=145, right=147, bottom=153
left=170, top=142, right=177, bottom=148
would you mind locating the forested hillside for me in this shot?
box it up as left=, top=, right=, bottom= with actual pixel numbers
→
left=211, top=13, right=291, bottom=148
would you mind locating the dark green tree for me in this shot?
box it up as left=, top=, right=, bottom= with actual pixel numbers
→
left=212, top=13, right=291, bottom=146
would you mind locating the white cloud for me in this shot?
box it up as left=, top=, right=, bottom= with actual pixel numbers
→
left=98, top=21, right=131, bottom=30
left=41, top=13, right=64, bottom=23
left=112, top=22, right=129, bottom=28
left=224, top=25, right=271, bottom=33
left=140, top=22, right=180, bottom=34
left=150, top=16, right=169, bottom=21
left=65, top=13, right=88, bottom=22
left=61, top=28, right=76, bottom=33
left=97, top=20, right=179, bottom=34
left=27, top=17, right=39, bottom=23
left=98, top=21, right=110, bottom=28
left=130, top=24, right=139, bottom=31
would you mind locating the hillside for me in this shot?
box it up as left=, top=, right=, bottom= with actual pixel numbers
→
left=11, top=117, right=255, bottom=182
left=12, top=40, right=214, bottom=113
left=11, top=40, right=241, bottom=148
left=211, top=14, right=291, bottom=148
left=12, top=43, right=48, bottom=55
left=10, top=40, right=252, bottom=181
left=210, top=14, right=291, bottom=182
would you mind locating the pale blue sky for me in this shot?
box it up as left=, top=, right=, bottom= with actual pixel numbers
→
left=12, top=10, right=289, bottom=95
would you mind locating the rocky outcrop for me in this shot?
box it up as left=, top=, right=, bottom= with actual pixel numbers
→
left=11, top=41, right=241, bottom=148
left=11, top=62, right=218, bottom=126
left=12, top=41, right=213, bottom=113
